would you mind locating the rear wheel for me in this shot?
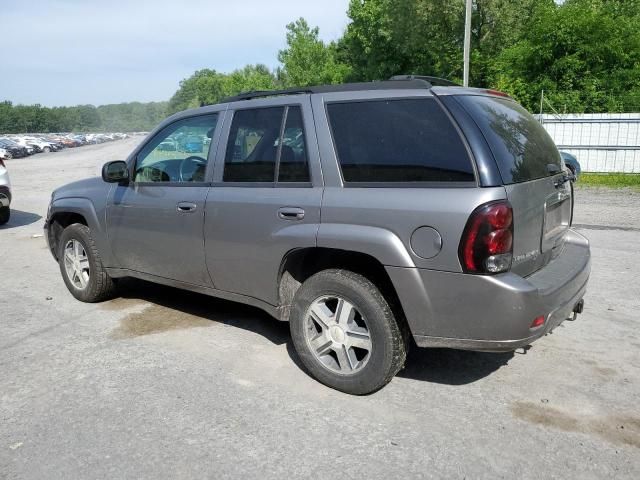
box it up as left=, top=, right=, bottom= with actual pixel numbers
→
left=58, top=223, right=116, bottom=302
left=0, top=206, right=10, bottom=225
left=289, top=269, right=407, bottom=395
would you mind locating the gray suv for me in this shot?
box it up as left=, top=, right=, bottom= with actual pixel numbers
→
left=45, top=78, right=590, bottom=394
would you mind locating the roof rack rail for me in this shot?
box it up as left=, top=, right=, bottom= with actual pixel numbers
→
left=213, top=77, right=453, bottom=105
left=389, top=75, right=461, bottom=87
left=219, top=87, right=314, bottom=103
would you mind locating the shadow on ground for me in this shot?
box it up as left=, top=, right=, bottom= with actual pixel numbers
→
left=109, top=278, right=289, bottom=345
left=109, top=278, right=512, bottom=386
left=397, top=347, right=513, bottom=385
left=0, top=210, right=42, bottom=229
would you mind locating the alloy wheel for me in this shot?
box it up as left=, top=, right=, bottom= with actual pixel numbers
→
left=304, top=295, right=372, bottom=374
left=63, top=239, right=90, bottom=290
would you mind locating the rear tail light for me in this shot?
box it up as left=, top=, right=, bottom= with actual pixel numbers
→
left=458, top=200, right=514, bottom=274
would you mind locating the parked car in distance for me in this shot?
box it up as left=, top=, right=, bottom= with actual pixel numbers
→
left=0, top=138, right=28, bottom=158
left=45, top=77, right=591, bottom=394
left=181, top=135, right=204, bottom=153
left=0, top=155, right=11, bottom=225
left=560, top=151, right=581, bottom=179
left=157, top=138, right=177, bottom=151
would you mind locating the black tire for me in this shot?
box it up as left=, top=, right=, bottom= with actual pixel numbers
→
left=4, top=152, right=11, bottom=160
left=43, top=146, right=51, bottom=153
left=289, top=269, right=407, bottom=395
left=0, top=206, right=9, bottom=225
left=58, top=223, right=116, bottom=302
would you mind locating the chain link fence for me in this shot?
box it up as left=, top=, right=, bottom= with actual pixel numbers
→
left=537, top=94, right=640, bottom=173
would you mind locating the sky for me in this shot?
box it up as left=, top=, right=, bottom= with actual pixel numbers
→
left=0, top=0, right=350, bottom=107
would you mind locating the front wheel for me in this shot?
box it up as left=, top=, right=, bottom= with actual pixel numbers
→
left=0, top=206, right=10, bottom=225
left=58, top=223, right=116, bottom=302
left=289, top=269, right=407, bottom=395
left=43, top=146, right=51, bottom=153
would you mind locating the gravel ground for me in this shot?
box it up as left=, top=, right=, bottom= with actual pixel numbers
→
left=1, top=140, right=639, bottom=479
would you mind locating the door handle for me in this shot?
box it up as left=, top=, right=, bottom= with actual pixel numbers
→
left=278, top=207, right=305, bottom=220
left=177, top=202, right=197, bottom=213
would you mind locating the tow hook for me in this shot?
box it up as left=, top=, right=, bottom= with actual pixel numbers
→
left=568, top=299, right=585, bottom=321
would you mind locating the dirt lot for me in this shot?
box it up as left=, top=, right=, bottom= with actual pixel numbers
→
left=1, top=139, right=639, bottom=479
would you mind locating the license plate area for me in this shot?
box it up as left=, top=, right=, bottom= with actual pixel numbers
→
left=542, top=183, right=571, bottom=252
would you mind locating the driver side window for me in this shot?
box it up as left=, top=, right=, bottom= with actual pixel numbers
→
left=135, top=114, right=218, bottom=183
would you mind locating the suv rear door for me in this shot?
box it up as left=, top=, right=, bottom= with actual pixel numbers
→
left=203, top=97, right=323, bottom=305
left=453, top=94, right=572, bottom=276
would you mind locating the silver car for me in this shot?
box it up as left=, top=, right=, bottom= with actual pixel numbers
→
left=0, top=151, right=11, bottom=225
left=44, top=78, right=591, bottom=394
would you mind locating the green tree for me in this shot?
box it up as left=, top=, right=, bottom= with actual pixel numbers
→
left=339, top=0, right=465, bottom=82
left=339, top=0, right=546, bottom=85
left=167, top=65, right=280, bottom=114
left=278, top=18, right=351, bottom=86
left=491, top=0, right=640, bottom=111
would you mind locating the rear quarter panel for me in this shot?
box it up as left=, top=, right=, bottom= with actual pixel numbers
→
left=311, top=89, right=507, bottom=272
left=319, top=186, right=506, bottom=271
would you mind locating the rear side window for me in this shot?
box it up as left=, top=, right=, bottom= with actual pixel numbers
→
left=457, top=96, right=563, bottom=184
left=278, top=106, right=310, bottom=182
left=327, top=98, right=474, bottom=183
left=224, top=106, right=310, bottom=183
left=224, top=107, right=284, bottom=182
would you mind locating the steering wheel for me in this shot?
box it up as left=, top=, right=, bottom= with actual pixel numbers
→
left=179, top=156, right=207, bottom=182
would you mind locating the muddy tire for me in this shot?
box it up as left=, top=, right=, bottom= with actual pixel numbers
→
left=0, top=206, right=9, bottom=225
left=58, top=223, right=116, bottom=302
left=289, top=269, right=407, bottom=395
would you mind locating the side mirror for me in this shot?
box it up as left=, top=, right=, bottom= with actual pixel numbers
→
left=102, top=160, right=129, bottom=183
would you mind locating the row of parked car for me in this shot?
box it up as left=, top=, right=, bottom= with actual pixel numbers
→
left=0, top=132, right=129, bottom=160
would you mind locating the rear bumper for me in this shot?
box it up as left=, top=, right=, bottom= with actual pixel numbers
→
left=387, top=229, right=591, bottom=352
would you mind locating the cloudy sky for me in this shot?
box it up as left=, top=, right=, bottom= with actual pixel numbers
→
left=0, top=0, right=350, bottom=107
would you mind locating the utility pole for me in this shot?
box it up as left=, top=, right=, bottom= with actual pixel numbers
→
left=463, top=0, right=472, bottom=87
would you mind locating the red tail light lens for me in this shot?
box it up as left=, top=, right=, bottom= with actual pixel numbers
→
left=459, top=200, right=514, bottom=274
left=485, top=89, right=512, bottom=98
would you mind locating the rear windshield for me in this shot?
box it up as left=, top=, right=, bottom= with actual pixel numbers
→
left=457, top=96, right=562, bottom=184
left=327, top=98, right=474, bottom=183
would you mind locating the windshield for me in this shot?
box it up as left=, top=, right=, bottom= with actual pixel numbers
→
left=457, top=95, right=562, bottom=184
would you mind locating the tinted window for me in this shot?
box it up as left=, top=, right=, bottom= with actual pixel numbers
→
left=224, top=106, right=311, bottom=183
left=135, top=114, right=217, bottom=183
left=457, top=96, right=562, bottom=184
left=278, top=106, right=310, bottom=182
left=327, top=98, right=474, bottom=183
left=224, top=107, right=284, bottom=182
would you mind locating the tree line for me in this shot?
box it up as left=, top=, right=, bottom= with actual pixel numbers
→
left=2, top=0, right=639, bottom=133
left=0, top=101, right=168, bottom=134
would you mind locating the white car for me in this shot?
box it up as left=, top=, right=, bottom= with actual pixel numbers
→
left=0, top=153, right=11, bottom=225
left=14, top=136, right=53, bottom=153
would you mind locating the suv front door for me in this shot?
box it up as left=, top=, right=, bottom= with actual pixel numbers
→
left=107, top=113, right=221, bottom=286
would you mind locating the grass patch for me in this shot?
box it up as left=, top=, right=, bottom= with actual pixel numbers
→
left=578, top=173, right=640, bottom=189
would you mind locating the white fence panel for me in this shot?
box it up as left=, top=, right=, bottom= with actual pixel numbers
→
left=540, top=113, right=640, bottom=173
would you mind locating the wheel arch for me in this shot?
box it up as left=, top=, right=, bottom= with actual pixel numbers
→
left=47, top=198, right=113, bottom=265
left=277, top=247, right=409, bottom=335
